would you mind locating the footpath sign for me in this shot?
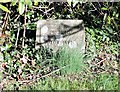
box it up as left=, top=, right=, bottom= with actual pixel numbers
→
left=36, top=20, right=85, bottom=52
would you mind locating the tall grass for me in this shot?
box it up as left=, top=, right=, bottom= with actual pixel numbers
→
left=54, top=45, right=86, bottom=75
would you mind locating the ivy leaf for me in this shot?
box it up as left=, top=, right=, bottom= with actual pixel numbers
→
left=107, top=16, right=111, bottom=24
left=101, top=7, right=108, bottom=11
left=34, top=0, right=39, bottom=6
left=73, top=1, right=78, bottom=7
left=18, top=0, right=25, bottom=15
left=0, top=4, right=10, bottom=13
left=12, top=0, right=18, bottom=6
left=103, top=13, right=107, bottom=21
left=67, top=0, right=72, bottom=6
left=0, top=0, right=11, bottom=2
left=25, top=0, right=32, bottom=9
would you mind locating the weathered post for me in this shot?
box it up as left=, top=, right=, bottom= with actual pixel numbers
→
left=36, top=20, right=85, bottom=52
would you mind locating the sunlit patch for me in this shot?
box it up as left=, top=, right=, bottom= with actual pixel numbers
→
left=41, top=25, right=48, bottom=35
left=40, top=35, right=48, bottom=43
left=40, top=36, right=45, bottom=43
left=0, top=28, right=2, bottom=37
left=68, top=41, right=77, bottom=48
left=0, top=52, right=4, bottom=61
left=57, top=40, right=63, bottom=46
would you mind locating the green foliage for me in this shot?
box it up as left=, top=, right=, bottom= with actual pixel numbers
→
left=67, top=0, right=79, bottom=7
left=3, top=73, right=118, bottom=90
left=18, top=0, right=32, bottom=15
left=0, top=2, right=119, bottom=90
left=0, top=4, right=10, bottom=13
left=0, top=0, right=11, bottom=3
left=12, top=0, right=18, bottom=6
left=18, top=0, right=25, bottom=15
left=55, top=46, right=86, bottom=74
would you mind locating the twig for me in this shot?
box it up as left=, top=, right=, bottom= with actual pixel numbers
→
left=39, top=65, right=70, bottom=78
left=2, top=13, right=8, bottom=34
left=96, top=58, right=106, bottom=66
left=14, top=15, right=20, bottom=22
left=91, top=3, right=102, bottom=14
left=32, top=6, right=48, bottom=9
left=15, top=22, right=20, bottom=47
left=32, top=6, right=54, bottom=15
left=31, top=6, right=48, bottom=13
left=18, top=65, right=70, bottom=83
left=44, top=7, right=54, bottom=14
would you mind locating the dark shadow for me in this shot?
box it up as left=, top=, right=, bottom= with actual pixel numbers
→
left=15, top=29, right=36, bottom=48
left=59, top=22, right=84, bottom=37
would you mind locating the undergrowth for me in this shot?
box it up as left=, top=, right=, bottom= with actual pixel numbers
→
left=54, top=45, right=86, bottom=75
left=0, top=2, right=119, bottom=90
left=0, top=45, right=118, bottom=90
left=3, top=73, right=118, bottom=90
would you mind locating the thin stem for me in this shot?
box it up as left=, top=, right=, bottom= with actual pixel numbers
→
left=22, top=4, right=27, bottom=48
left=15, top=22, right=20, bottom=47
left=2, top=13, right=8, bottom=34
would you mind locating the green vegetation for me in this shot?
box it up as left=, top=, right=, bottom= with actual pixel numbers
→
left=0, top=1, right=119, bottom=90
left=54, top=46, right=86, bottom=74
left=3, top=74, right=118, bottom=90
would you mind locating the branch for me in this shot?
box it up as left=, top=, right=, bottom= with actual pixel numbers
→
left=18, top=65, right=70, bottom=84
